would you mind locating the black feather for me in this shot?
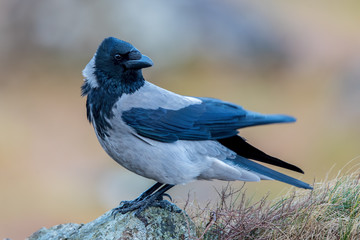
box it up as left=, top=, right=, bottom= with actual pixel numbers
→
left=218, top=135, right=304, bottom=174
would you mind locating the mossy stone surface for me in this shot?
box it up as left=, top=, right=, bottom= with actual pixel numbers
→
left=28, top=202, right=195, bottom=240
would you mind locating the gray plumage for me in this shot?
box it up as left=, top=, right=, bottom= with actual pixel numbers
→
left=81, top=37, right=312, bottom=216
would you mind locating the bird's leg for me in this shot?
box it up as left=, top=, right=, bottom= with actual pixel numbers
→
left=123, top=182, right=164, bottom=204
left=112, top=182, right=163, bottom=215
left=112, top=184, right=178, bottom=217
left=137, top=182, right=164, bottom=200
left=133, top=184, right=179, bottom=217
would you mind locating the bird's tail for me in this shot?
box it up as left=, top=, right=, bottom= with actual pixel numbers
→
left=231, top=156, right=313, bottom=189
left=218, top=135, right=304, bottom=173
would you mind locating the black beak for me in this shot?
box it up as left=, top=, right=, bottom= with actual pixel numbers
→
left=124, top=52, right=153, bottom=69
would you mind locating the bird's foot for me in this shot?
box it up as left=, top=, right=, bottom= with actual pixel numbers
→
left=111, top=191, right=181, bottom=219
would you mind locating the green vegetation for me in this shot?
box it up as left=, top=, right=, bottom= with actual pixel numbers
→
left=189, top=168, right=360, bottom=239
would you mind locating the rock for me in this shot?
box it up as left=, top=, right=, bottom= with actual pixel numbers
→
left=28, top=202, right=196, bottom=240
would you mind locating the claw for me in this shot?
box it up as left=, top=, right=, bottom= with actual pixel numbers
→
left=111, top=183, right=175, bottom=217
left=161, top=193, right=173, bottom=201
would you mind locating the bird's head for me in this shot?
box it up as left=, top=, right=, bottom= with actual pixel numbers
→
left=82, top=37, right=153, bottom=94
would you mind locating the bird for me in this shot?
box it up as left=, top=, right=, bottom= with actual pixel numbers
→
left=81, top=37, right=312, bottom=216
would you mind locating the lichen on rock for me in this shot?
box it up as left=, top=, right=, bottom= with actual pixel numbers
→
left=28, top=201, right=196, bottom=240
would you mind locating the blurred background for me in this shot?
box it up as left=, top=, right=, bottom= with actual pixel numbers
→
left=1, top=0, right=360, bottom=238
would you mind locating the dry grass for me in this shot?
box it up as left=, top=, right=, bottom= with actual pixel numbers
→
left=187, top=167, right=360, bottom=239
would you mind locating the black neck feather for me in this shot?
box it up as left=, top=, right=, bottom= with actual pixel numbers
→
left=82, top=70, right=145, bottom=139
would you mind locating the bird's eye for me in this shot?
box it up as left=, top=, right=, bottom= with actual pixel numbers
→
left=114, top=54, right=123, bottom=61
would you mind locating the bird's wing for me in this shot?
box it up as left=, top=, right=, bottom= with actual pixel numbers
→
left=122, top=97, right=295, bottom=143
